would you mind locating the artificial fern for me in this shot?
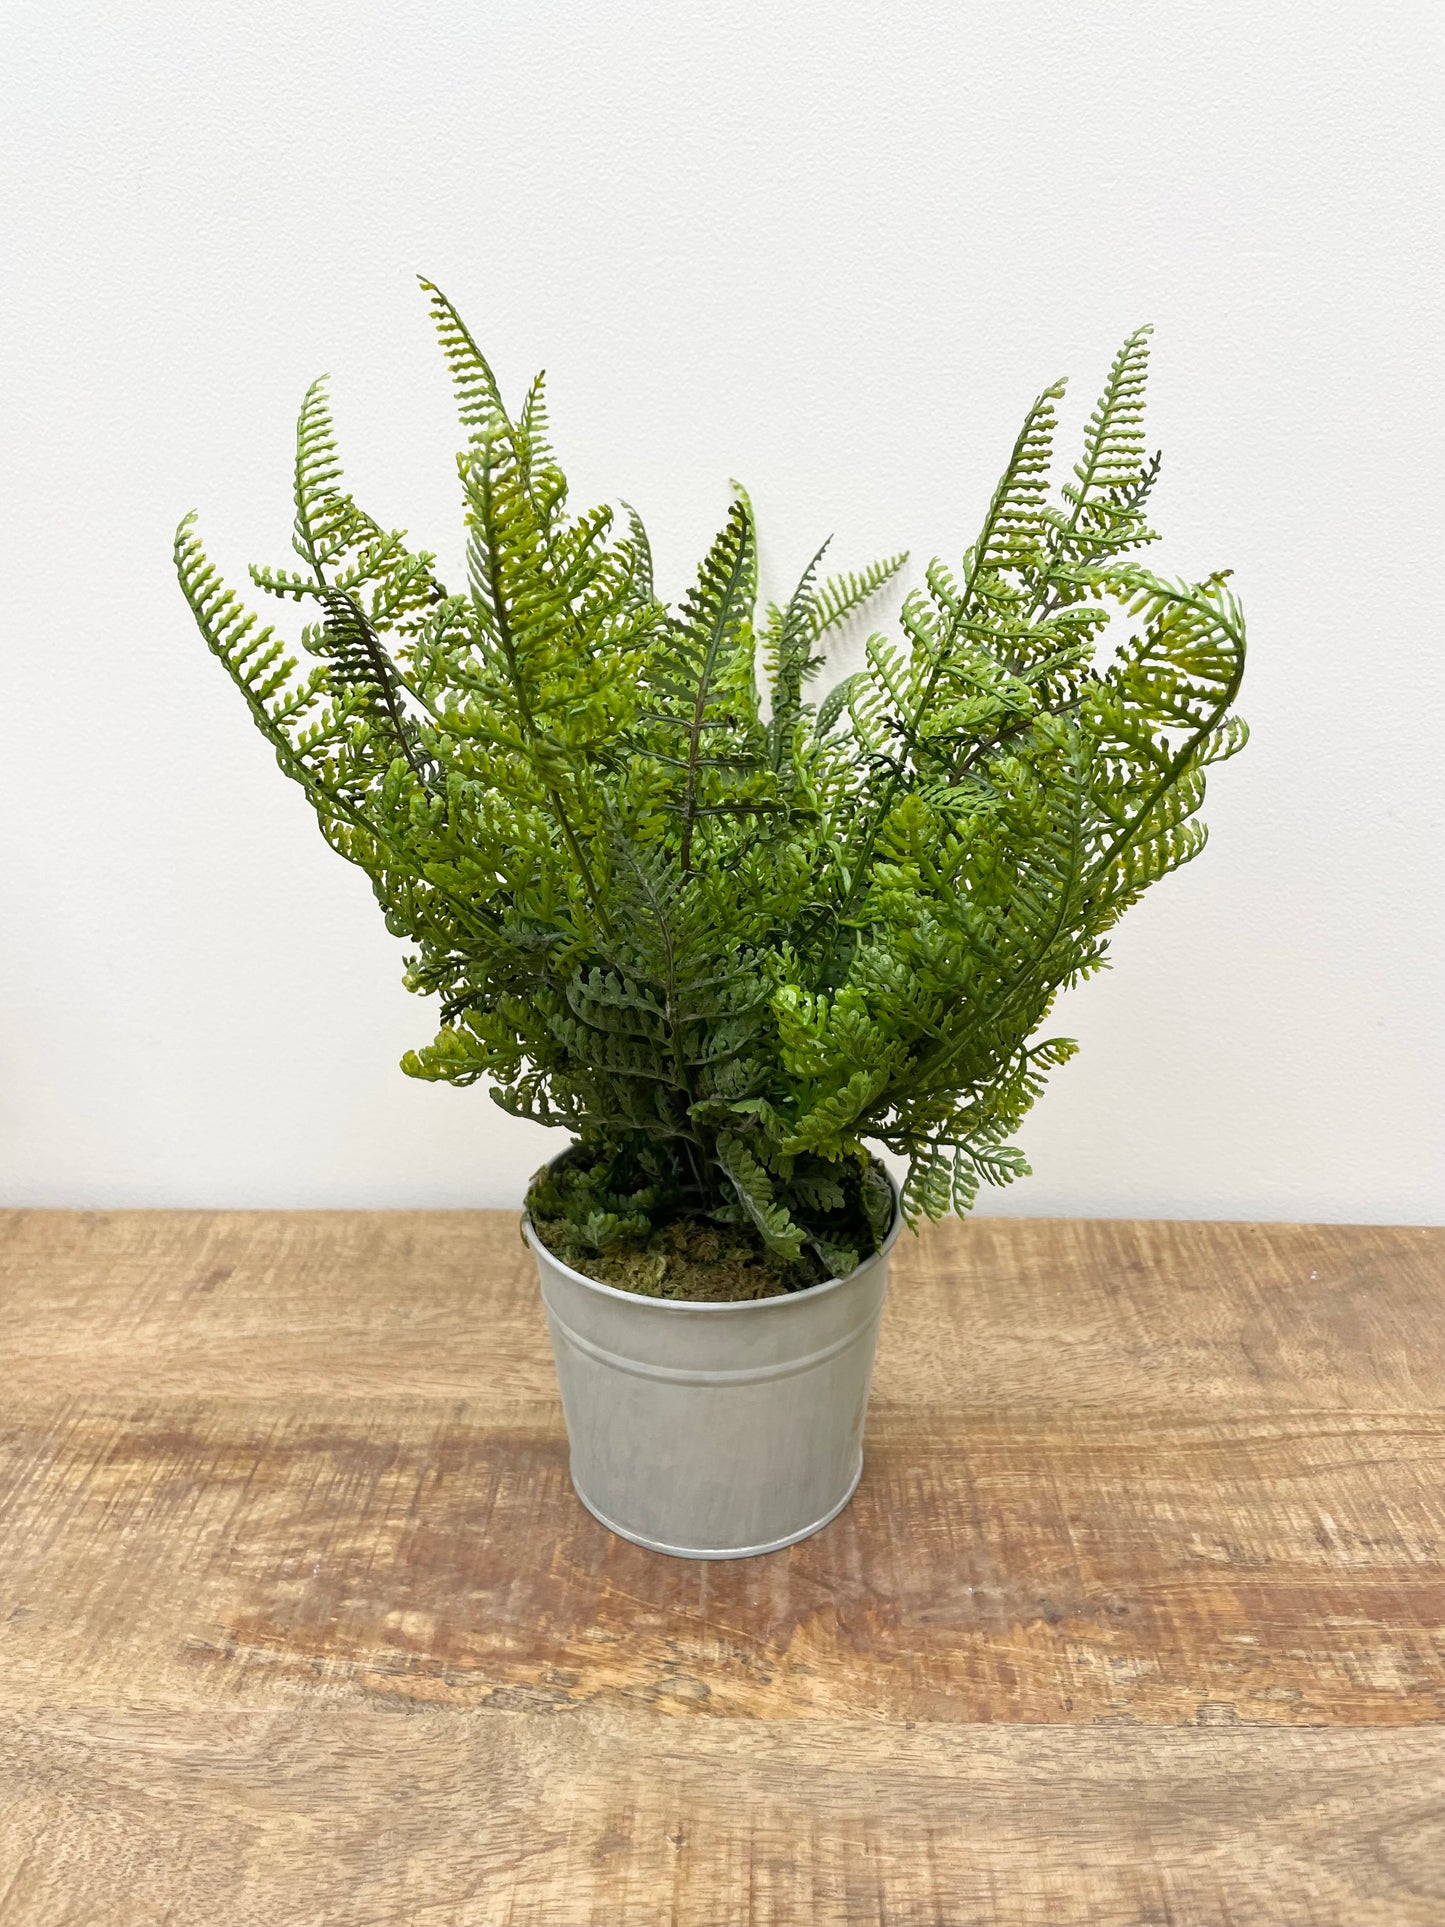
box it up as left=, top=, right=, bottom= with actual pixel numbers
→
left=177, top=293, right=1246, bottom=1283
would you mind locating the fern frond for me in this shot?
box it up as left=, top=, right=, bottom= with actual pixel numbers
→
left=901, top=1147, right=951, bottom=1225
left=810, top=552, right=908, bottom=640
left=517, top=369, right=553, bottom=464
left=766, top=539, right=830, bottom=774
left=176, top=514, right=323, bottom=750
left=716, top=1132, right=805, bottom=1260
left=290, top=375, right=353, bottom=574
left=972, top=378, right=1067, bottom=577
left=1066, top=326, right=1153, bottom=511
left=420, top=277, right=510, bottom=443
left=648, top=496, right=761, bottom=874
left=619, top=499, right=655, bottom=605
left=816, top=671, right=862, bottom=737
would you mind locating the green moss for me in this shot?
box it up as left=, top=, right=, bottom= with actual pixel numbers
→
left=529, top=1209, right=826, bottom=1301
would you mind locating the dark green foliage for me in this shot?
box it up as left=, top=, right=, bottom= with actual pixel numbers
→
left=177, top=291, right=1246, bottom=1281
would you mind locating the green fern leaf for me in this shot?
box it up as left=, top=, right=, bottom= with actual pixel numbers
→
left=810, top=552, right=908, bottom=640
left=716, top=1133, right=806, bottom=1260
left=816, top=672, right=862, bottom=737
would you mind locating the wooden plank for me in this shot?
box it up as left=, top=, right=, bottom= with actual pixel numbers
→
left=2, top=1706, right=1443, bottom=1926
left=2, top=1210, right=1442, bottom=1411
left=1, top=1398, right=1441, bottom=1725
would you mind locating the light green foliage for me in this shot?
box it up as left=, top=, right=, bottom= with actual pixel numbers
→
left=177, top=291, right=1246, bottom=1275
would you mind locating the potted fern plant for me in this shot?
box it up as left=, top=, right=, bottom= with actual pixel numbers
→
left=177, top=283, right=1246, bottom=1558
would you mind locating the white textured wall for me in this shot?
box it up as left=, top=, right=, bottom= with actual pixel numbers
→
left=3, top=0, right=1441, bottom=1220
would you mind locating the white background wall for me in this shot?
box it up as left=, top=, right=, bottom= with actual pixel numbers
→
left=3, top=0, right=1441, bottom=1221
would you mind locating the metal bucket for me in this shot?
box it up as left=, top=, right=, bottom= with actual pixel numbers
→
left=524, top=1187, right=902, bottom=1560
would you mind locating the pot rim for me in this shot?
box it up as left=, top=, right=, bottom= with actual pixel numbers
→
left=522, top=1162, right=904, bottom=1314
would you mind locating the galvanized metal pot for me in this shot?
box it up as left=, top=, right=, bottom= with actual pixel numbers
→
left=524, top=1186, right=902, bottom=1560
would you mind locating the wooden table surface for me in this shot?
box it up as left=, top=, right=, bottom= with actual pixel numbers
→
left=2, top=1211, right=1443, bottom=1925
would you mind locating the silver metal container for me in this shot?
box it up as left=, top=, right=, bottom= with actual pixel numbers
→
left=524, top=1191, right=902, bottom=1560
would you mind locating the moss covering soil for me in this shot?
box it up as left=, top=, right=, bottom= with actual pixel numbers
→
left=527, top=1211, right=836, bottom=1302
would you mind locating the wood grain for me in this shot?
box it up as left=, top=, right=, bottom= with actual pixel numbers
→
left=2, top=1707, right=1442, bottom=1926
left=1, top=1210, right=1442, bottom=1923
